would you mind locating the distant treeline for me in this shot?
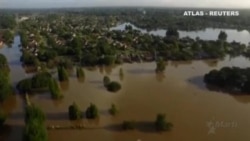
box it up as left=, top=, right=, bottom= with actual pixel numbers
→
left=1, top=8, right=250, bottom=31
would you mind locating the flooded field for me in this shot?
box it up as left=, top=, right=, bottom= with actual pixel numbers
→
left=1, top=36, right=250, bottom=141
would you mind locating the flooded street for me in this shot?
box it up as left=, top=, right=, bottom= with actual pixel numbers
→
left=1, top=35, right=250, bottom=141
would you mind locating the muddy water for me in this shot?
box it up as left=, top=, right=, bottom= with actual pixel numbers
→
left=29, top=57, right=250, bottom=141
left=2, top=36, right=250, bottom=141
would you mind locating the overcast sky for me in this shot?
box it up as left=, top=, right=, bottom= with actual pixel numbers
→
left=0, top=0, right=249, bottom=9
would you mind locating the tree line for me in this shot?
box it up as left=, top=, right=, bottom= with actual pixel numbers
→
left=0, top=54, right=13, bottom=127
left=23, top=103, right=48, bottom=141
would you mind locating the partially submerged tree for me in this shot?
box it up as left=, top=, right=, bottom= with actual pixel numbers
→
left=155, top=58, right=166, bottom=73
left=25, top=104, right=45, bottom=124
left=58, top=66, right=69, bottom=82
left=49, top=78, right=63, bottom=99
left=218, top=31, right=227, bottom=41
left=68, top=102, right=82, bottom=120
left=166, top=27, right=179, bottom=39
left=155, top=114, right=173, bottom=131
left=85, top=103, right=99, bottom=119
left=122, top=120, right=136, bottom=130
left=23, top=104, right=48, bottom=141
left=106, top=81, right=121, bottom=92
left=109, top=104, right=118, bottom=116
left=119, top=68, right=124, bottom=80
left=23, top=118, right=48, bottom=141
left=76, top=67, right=85, bottom=78
left=103, top=76, right=111, bottom=87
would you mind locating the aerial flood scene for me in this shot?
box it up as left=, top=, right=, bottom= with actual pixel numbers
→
left=0, top=0, right=250, bottom=141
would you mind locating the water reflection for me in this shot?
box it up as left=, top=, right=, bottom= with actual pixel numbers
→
left=77, top=77, right=85, bottom=83
left=86, top=66, right=97, bottom=71
left=7, top=60, right=21, bottom=66
left=60, top=81, right=70, bottom=91
left=170, top=60, right=192, bottom=68
left=0, top=95, right=17, bottom=115
left=105, top=121, right=157, bottom=133
left=46, top=112, right=69, bottom=121
left=155, top=72, right=165, bottom=82
left=104, top=66, right=113, bottom=75
left=187, top=75, right=206, bottom=90
left=119, top=73, right=124, bottom=81
left=98, top=66, right=104, bottom=74
left=127, top=69, right=154, bottom=74
left=85, top=118, right=100, bottom=126
left=202, top=60, right=218, bottom=67
left=231, top=95, right=250, bottom=104
left=52, top=99, right=64, bottom=107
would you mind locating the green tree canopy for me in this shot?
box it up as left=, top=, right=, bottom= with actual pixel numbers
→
left=218, top=31, right=228, bottom=41
left=0, top=54, right=10, bottom=74
left=23, top=103, right=47, bottom=141
left=20, top=51, right=40, bottom=66
left=2, top=30, right=14, bottom=44
left=155, top=114, right=173, bottom=131
left=166, top=27, right=179, bottom=39
left=85, top=103, right=99, bottom=119
left=71, top=36, right=83, bottom=49
left=109, top=104, right=118, bottom=116
left=16, top=79, right=32, bottom=94
left=76, top=67, right=85, bottom=79
left=31, top=72, right=52, bottom=89
left=23, top=119, right=48, bottom=141
left=49, top=78, right=63, bottom=99
left=155, top=58, right=166, bottom=73
left=0, top=14, right=16, bottom=29
left=0, top=70, right=12, bottom=102
left=68, top=102, right=82, bottom=120
left=99, top=55, right=115, bottom=66
left=25, top=104, right=45, bottom=124
left=106, top=81, right=122, bottom=92
left=57, top=66, right=69, bottom=82
left=204, top=67, right=250, bottom=93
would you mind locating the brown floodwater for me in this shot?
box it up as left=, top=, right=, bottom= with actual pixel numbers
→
left=1, top=36, right=250, bottom=141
